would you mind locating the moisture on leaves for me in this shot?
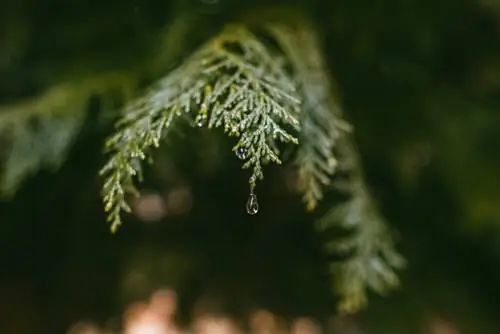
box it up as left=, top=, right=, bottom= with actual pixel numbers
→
left=97, top=18, right=404, bottom=314
left=99, top=24, right=301, bottom=232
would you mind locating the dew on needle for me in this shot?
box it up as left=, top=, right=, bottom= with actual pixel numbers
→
left=195, top=115, right=206, bottom=127
left=236, top=147, right=247, bottom=160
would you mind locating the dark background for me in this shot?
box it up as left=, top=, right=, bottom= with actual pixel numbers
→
left=1, top=0, right=500, bottom=333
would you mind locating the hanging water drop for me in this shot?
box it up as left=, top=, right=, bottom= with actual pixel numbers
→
left=246, top=192, right=259, bottom=215
left=236, top=147, right=247, bottom=160
left=196, top=115, right=206, bottom=128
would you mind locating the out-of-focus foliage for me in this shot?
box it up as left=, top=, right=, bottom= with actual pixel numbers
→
left=268, top=22, right=351, bottom=211
left=0, top=0, right=218, bottom=195
left=317, top=140, right=405, bottom=313
left=0, top=0, right=499, bottom=333
left=0, top=75, right=137, bottom=195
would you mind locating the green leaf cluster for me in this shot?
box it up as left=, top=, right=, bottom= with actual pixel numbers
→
left=98, top=18, right=404, bottom=311
left=100, top=24, right=302, bottom=232
left=317, top=141, right=406, bottom=312
left=0, top=8, right=405, bottom=313
left=0, top=75, right=137, bottom=196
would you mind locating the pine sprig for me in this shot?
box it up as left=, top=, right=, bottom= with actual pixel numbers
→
left=0, top=114, right=82, bottom=195
left=0, top=74, right=135, bottom=196
left=99, top=103, right=178, bottom=233
left=198, top=26, right=301, bottom=188
left=268, top=23, right=351, bottom=211
left=320, top=187, right=405, bottom=312
left=316, top=140, right=405, bottom=313
left=296, top=106, right=350, bottom=211
left=267, top=22, right=404, bottom=312
left=100, top=18, right=404, bottom=312
left=100, top=24, right=301, bottom=231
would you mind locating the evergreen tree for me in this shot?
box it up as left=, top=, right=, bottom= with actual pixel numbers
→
left=1, top=0, right=499, bottom=326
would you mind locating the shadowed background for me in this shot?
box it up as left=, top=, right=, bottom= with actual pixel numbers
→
left=1, top=0, right=500, bottom=333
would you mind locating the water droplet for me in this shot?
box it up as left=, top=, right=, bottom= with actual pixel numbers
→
left=195, top=115, right=206, bottom=127
left=246, top=192, right=259, bottom=215
left=236, top=147, right=247, bottom=160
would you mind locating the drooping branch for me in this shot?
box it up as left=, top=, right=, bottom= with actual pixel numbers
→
left=100, top=24, right=301, bottom=231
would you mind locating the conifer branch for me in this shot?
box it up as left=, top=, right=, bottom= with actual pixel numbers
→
left=100, top=24, right=301, bottom=231
left=0, top=74, right=136, bottom=195
left=0, top=114, right=82, bottom=195
left=268, top=20, right=404, bottom=312
left=268, top=23, right=351, bottom=211
left=316, top=139, right=405, bottom=313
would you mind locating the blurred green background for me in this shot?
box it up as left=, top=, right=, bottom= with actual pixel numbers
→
left=1, top=0, right=500, bottom=333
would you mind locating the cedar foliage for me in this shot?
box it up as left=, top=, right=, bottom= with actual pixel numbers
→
left=1, top=0, right=499, bottom=314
